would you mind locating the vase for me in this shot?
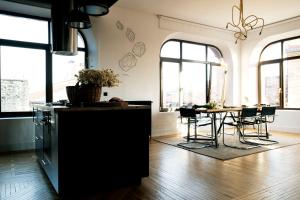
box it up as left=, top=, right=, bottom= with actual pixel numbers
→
left=66, top=86, right=80, bottom=105
left=78, top=85, right=102, bottom=104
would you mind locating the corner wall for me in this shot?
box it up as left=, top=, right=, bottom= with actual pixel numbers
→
left=91, top=6, right=240, bottom=136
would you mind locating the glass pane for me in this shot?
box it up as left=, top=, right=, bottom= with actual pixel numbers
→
left=182, top=62, right=206, bottom=106
left=0, top=14, right=48, bottom=44
left=52, top=51, right=85, bottom=102
left=78, top=33, right=85, bottom=48
left=284, top=38, right=300, bottom=58
left=260, top=63, right=280, bottom=106
left=160, top=41, right=180, bottom=58
left=283, top=59, right=300, bottom=108
left=260, top=42, right=281, bottom=62
left=1, top=46, right=46, bottom=112
left=182, top=43, right=205, bottom=61
left=207, top=46, right=222, bottom=63
left=161, top=62, right=180, bottom=110
left=210, top=65, right=226, bottom=104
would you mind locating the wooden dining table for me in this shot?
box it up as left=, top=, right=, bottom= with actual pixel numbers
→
left=196, top=107, right=242, bottom=148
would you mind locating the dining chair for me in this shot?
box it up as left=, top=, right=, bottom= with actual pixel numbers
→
left=223, top=107, right=260, bottom=149
left=177, top=107, right=213, bottom=149
left=254, top=106, right=278, bottom=144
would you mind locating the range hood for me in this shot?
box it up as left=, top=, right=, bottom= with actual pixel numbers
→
left=51, top=0, right=78, bottom=56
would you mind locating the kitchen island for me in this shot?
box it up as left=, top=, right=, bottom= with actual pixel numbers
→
left=33, top=103, right=150, bottom=198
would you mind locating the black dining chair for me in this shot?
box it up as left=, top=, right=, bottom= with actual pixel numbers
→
left=177, top=107, right=213, bottom=149
left=254, top=106, right=278, bottom=144
left=223, top=107, right=260, bottom=149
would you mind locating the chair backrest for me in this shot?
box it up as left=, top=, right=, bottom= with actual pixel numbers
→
left=241, top=107, right=257, bottom=118
left=261, top=106, right=276, bottom=116
left=179, top=107, right=196, bottom=118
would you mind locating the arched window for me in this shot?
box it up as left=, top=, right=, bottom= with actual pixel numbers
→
left=0, top=13, right=87, bottom=116
left=160, top=40, right=223, bottom=112
left=259, top=36, right=300, bottom=109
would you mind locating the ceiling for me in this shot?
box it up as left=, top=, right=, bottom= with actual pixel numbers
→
left=115, top=0, right=300, bottom=29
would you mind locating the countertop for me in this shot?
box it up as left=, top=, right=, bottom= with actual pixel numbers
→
left=32, top=102, right=150, bottom=112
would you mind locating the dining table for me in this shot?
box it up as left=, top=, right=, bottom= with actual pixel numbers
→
left=196, top=107, right=242, bottom=148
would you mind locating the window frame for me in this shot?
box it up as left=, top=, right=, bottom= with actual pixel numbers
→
left=159, top=39, right=223, bottom=111
left=258, top=35, right=300, bottom=110
left=0, top=11, right=88, bottom=117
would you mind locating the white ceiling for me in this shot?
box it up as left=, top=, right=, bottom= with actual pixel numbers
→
left=115, top=0, right=300, bottom=29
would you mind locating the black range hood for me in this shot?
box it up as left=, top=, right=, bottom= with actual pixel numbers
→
left=51, top=0, right=78, bottom=55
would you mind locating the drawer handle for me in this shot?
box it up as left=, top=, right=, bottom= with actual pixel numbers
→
left=41, top=159, right=47, bottom=166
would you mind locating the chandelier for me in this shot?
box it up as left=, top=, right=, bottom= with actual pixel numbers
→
left=226, top=0, right=264, bottom=44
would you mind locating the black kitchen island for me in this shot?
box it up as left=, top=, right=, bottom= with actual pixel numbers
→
left=33, top=103, right=150, bottom=198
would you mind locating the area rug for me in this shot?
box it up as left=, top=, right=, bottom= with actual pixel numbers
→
left=153, top=132, right=300, bottom=160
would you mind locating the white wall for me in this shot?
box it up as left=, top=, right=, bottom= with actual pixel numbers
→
left=241, top=17, right=300, bottom=133
left=91, top=6, right=240, bottom=136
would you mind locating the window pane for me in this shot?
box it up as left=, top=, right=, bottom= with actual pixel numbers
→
left=52, top=52, right=85, bottom=102
left=182, top=62, right=206, bottom=105
left=283, top=59, right=300, bottom=108
left=182, top=43, right=205, bottom=61
left=160, top=41, right=180, bottom=58
left=1, top=46, right=46, bottom=112
left=260, top=42, right=281, bottom=62
left=284, top=38, right=300, bottom=58
left=161, top=62, right=179, bottom=110
left=260, top=63, right=280, bottom=106
left=0, top=14, right=48, bottom=44
left=207, top=46, right=222, bottom=63
left=210, top=65, right=226, bottom=104
left=78, top=33, right=85, bottom=48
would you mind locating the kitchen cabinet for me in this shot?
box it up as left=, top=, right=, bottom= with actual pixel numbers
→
left=33, top=104, right=150, bottom=198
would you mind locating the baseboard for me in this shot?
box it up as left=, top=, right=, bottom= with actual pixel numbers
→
left=0, top=142, right=35, bottom=153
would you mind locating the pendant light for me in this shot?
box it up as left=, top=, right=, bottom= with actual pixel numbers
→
left=79, top=1, right=109, bottom=16
left=68, top=0, right=92, bottom=29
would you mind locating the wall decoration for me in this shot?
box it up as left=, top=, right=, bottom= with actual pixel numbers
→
left=119, top=52, right=137, bottom=72
left=115, top=20, right=147, bottom=73
left=126, top=28, right=135, bottom=42
left=132, top=42, right=146, bottom=57
left=116, top=20, right=124, bottom=30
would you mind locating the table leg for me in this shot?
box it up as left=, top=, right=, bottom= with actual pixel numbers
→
left=212, top=113, right=218, bottom=148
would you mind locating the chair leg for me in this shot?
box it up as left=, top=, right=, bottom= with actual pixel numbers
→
left=237, top=124, right=260, bottom=149
left=187, top=118, right=190, bottom=142
left=265, top=122, right=269, bottom=139
left=222, top=123, right=258, bottom=150
left=194, top=119, right=197, bottom=140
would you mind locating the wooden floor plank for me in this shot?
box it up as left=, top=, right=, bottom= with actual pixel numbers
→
left=0, top=132, right=300, bottom=199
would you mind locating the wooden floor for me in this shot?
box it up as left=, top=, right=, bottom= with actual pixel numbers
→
left=1, top=138, right=300, bottom=200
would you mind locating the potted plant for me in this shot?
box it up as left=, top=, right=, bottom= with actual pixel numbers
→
left=66, top=68, right=120, bottom=104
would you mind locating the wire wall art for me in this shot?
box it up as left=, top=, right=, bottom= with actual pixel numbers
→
left=116, top=20, right=146, bottom=73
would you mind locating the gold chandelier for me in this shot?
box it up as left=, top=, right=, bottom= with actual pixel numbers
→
left=226, top=0, right=264, bottom=44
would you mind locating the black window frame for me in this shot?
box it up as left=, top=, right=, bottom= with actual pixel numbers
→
left=159, top=39, right=223, bottom=111
left=258, top=35, right=300, bottom=110
left=0, top=11, right=88, bottom=118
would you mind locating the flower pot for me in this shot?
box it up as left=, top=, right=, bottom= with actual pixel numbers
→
left=66, top=86, right=80, bottom=105
left=79, top=85, right=102, bottom=104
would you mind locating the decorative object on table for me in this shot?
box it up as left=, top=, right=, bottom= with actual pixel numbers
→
left=226, top=0, right=264, bottom=44
left=66, top=68, right=120, bottom=104
left=193, top=101, right=218, bottom=109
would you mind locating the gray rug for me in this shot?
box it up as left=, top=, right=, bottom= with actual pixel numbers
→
left=153, top=132, right=300, bottom=160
